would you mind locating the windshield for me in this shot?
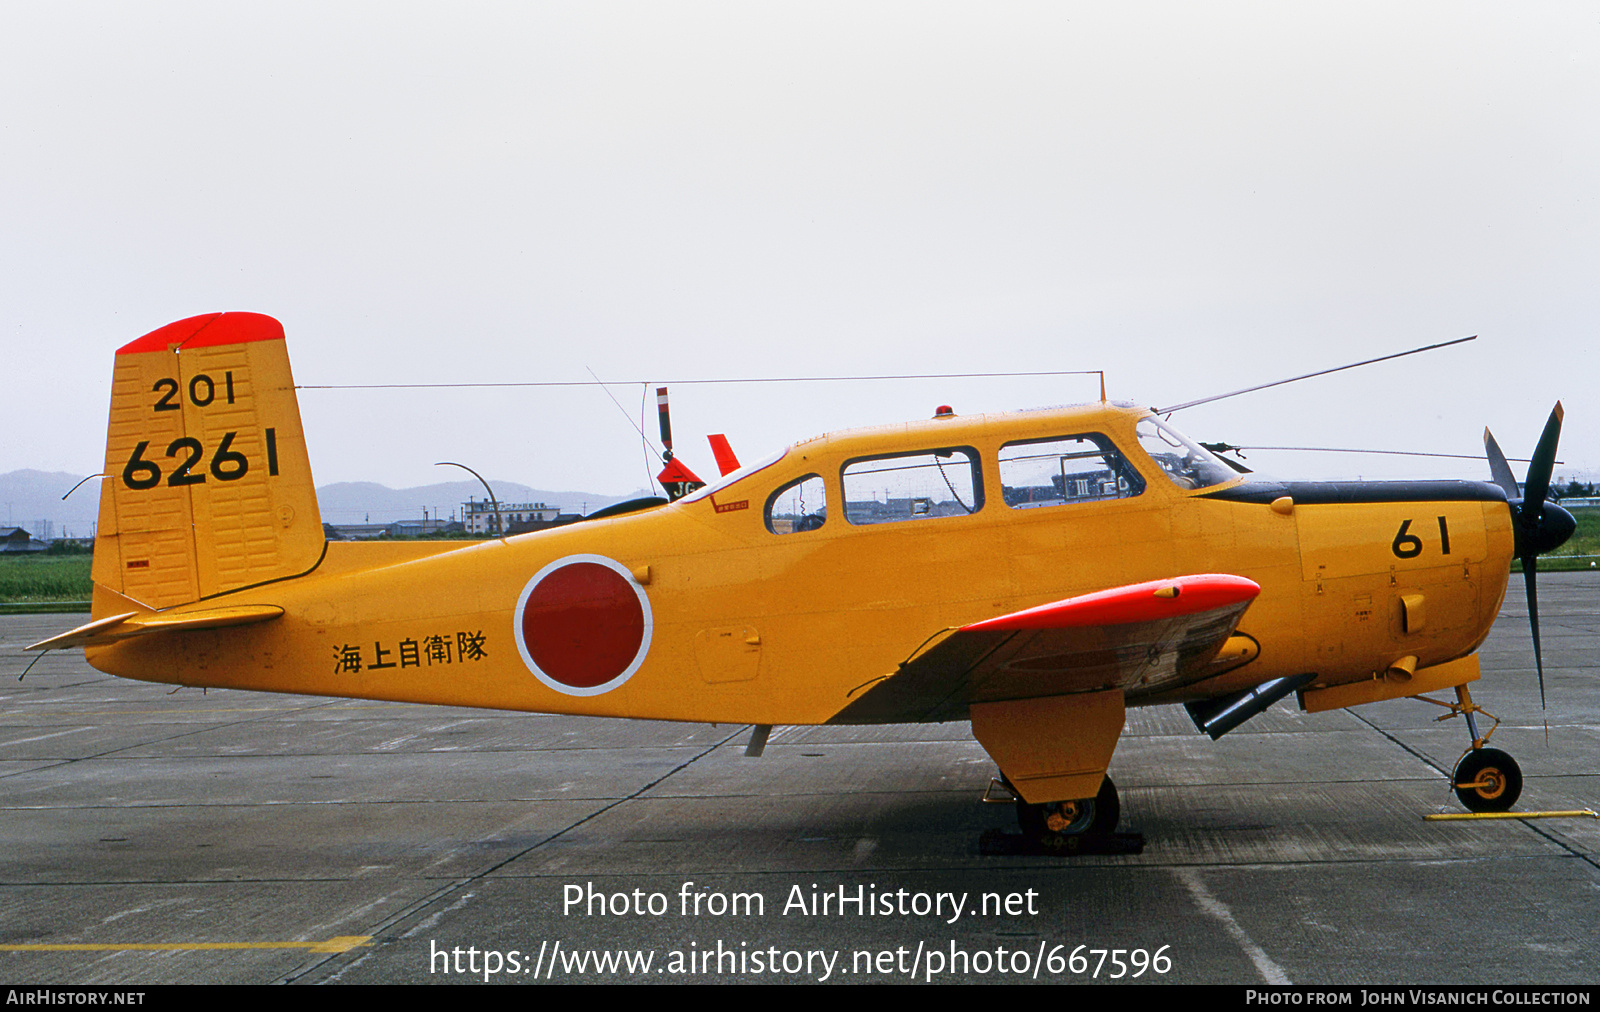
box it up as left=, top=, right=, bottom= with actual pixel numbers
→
left=1135, top=417, right=1239, bottom=491
left=679, top=447, right=788, bottom=504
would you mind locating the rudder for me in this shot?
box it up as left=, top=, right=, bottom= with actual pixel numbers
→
left=92, top=313, right=324, bottom=613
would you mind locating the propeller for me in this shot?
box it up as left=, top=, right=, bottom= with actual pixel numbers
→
left=1484, top=403, right=1577, bottom=709
left=655, top=386, right=706, bottom=501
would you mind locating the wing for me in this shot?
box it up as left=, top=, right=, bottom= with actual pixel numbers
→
left=831, top=574, right=1260, bottom=724
left=707, top=434, right=741, bottom=476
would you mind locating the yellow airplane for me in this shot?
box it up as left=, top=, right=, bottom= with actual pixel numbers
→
left=29, top=312, right=1577, bottom=852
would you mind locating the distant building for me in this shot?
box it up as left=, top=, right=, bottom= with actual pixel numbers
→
left=322, top=520, right=466, bottom=541
left=462, top=499, right=561, bottom=535
left=323, top=523, right=391, bottom=541
left=386, top=519, right=461, bottom=538
left=842, top=497, right=968, bottom=524
left=0, top=528, right=47, bottom=553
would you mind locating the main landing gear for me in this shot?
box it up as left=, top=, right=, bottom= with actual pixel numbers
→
left=1017, top=776, right=1121, bottom=850
left=1419, top=684, right=1523, bottom=813
left=983, top=775, right=1140, bottom=855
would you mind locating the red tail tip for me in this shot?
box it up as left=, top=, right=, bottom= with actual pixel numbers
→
left=117, top=312, right=285, bottom=355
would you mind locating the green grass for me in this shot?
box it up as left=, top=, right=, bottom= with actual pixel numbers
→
left=1512, top=507, right=1600, bottom=573
left=1519, top=557, right=1600, bottom=572
left=1551, top=506, right=1600, bottom=556
left=0, top=600, right=90, bottom=614
left=0, top=555, right=93, bottom=603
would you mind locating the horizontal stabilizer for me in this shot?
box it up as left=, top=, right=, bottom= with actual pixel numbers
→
left=25, top=604, right=284, bottom=652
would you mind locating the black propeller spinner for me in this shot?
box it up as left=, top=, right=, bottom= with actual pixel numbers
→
left=1484, top=403, right=1577, bottom=709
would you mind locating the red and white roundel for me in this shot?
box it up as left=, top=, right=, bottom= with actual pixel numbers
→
left=513, top=554, right=653, bottom=696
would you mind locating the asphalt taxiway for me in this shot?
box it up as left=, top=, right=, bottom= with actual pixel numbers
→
left=1, top=575, right=1596, bottom=985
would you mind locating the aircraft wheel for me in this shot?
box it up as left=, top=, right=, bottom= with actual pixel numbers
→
left=1017, top=776, right=1120, bottom=851
left=1453, top=748, right=1522, bottom=813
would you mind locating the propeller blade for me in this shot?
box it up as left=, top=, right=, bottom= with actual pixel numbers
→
left=1520, top=402, right=1564, bottom=515
left=1483, top=403, right=1571, bottom=717
left=1483, top=429, right=1521, bottom=502
left=656, top=387, right=675, bottom=456
left=1523, top=554, right=1547, bottom=711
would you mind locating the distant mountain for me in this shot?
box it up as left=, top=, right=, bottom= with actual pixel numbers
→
left=0, top=470, right=649, bottom=536
left=0, top=470, right=100, bottom=539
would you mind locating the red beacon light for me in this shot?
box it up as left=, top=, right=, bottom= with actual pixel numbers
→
left=933, top=405, right=955, bottom=419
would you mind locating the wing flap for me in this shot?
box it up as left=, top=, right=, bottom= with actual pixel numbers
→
left=832, top=574, right=1260, bottom=724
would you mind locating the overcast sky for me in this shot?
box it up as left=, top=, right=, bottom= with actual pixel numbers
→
left=3, top=3, right=1596, bottom=497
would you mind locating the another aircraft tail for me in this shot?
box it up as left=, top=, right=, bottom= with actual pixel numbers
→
left=90, top=313, right=324, bottom=617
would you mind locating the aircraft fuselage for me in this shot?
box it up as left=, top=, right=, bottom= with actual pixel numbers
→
left=87, top=403, right=1515, bottom=727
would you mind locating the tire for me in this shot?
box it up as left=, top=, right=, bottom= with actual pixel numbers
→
left=1016, top=775, right=1120, bottom=847
left=1453, top=748, right=1522, bottom=813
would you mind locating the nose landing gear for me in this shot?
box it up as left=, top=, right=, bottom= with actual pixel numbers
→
left=1452, top=747, right=1523, bottom=812
left=1419, top=683, right=1523, bottom=813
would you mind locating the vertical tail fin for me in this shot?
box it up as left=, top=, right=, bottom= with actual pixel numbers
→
left=91, top=313, right=323, bottom=614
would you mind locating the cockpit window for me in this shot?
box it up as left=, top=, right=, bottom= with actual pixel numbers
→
left=842, top=447, right=983, bottom=525
left=999, top=434, right=1145, bottom=508
left=1136, top=417, right=1238, bottom=491
left=766, top=474, right=827, bottom=534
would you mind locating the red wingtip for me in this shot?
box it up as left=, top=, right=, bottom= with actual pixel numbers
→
left=116, top=312, right=285, bottom=355
left=707, top=434, right=741, bottom=477
left=963, top=574, right=1261, bottom=632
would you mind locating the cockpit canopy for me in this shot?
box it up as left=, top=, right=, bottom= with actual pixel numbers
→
left=687, top=407, right=1241, bottom=537
left=1134, top=416, right=1239, bottom=491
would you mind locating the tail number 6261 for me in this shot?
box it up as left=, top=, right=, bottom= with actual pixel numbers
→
left=121, top=429, right=280, bottom=490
